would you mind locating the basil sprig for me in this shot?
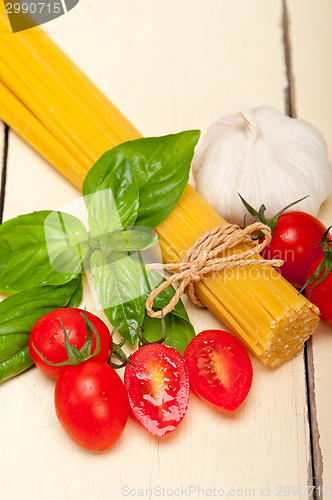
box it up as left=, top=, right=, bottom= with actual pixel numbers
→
left=0, top=131, right=199, bottom=379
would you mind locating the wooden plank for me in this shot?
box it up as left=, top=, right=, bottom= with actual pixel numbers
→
left=0, top=1, right=317, bottom=498
left=287, top=0, right=332, bottom=495
left=281, top=2, right=323, bottom=495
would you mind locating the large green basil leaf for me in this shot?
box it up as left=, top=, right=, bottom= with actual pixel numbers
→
left=0, top=276, right=82, bottom=382
left=0, top=211, right=87, bottom=292
left=90, top=250, right=146, bottom=345
left=88, top=158, right=139, bottom=238
left=83, top=130, right=200, bottom=228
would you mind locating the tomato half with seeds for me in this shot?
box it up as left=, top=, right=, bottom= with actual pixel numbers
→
left=184, top=330, right=253, bottom=412
left=124, top=343, right=190, bottom=437
left=55, top=359, right=129, bottom=451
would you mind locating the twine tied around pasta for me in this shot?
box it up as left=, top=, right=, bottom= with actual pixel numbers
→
left=145, top=222, right=284, bottom=319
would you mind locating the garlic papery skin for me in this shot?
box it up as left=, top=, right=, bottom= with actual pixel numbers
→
left=192, top=106, right=332, bottom=226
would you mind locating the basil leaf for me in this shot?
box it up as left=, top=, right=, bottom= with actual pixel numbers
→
left=0, top=347, right=32, bottom=384
left=88, top=158, right=139, bottom=237
left=0, top=277, right=82, bottom=382
left=99, top=227, right=159, bottom=255
left=67, top=274, right=83, bottom=308
left=142, top=312, right=195, bottom=356
left=0, top=335, right=30, bottom=368
left=44, top=211, right=89, bottom=275
left=0, top=211, right=87, bottom=292
left=90, top=250, right=146, bottom=345
left=83, top=130, right=200, bottom=228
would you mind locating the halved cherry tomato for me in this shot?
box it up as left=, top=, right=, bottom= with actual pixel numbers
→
left=55, top=359, right=129, bottom=451
left=124, top=343, right=190, bottom=437
left=184, top=330, right=253, bottom=412
left=29, top=308, right=112, bottom=379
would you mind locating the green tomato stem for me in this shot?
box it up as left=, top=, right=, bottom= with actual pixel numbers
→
left=31, top=308, right=101, bottom=367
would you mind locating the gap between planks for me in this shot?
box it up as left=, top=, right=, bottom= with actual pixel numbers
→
left=282, top=0, right=323, bottom=496
left=0, top=123, right=9, bottom=224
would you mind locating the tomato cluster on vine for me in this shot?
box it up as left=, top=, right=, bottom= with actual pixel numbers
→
left=240, top=195, right=332, bottom=326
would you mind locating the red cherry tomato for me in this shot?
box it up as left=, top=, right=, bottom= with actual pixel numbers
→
left=54, top=359, right=129, bottom=451
left=305, top=258, right=332, bottom=326
left=183, top=330, right=253, bottom=412
left=124, top=343, right=190, bottom=437
left=261, top=212, right=327, bottom=289
left=28, top=308, right=112, bottom=379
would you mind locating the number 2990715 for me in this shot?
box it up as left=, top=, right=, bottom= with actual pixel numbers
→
left=6, top=2, right=62, bottom=15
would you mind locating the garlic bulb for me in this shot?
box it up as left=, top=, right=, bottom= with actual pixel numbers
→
left=192, top=106, right=332, bottom=226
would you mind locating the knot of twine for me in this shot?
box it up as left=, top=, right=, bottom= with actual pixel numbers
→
left=145, top=222, right=283, bottom=319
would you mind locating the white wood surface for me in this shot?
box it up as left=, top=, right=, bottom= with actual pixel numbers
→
left=0, top=1, right=331, bottom=499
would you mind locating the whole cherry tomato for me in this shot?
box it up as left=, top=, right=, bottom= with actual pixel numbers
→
left=124, top=343, right=190, bottom=437
left=184, top=329, right=253, bottom=412
left=55, top=359, right=128, bottom=451
left=29, top=308, right=112, bottom=379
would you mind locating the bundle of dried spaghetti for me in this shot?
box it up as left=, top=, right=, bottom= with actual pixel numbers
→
left=0, top=7, right=319, bottom=367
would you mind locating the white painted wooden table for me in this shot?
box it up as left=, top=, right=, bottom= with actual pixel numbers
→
left=0, top=1, right=331, bottom=499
